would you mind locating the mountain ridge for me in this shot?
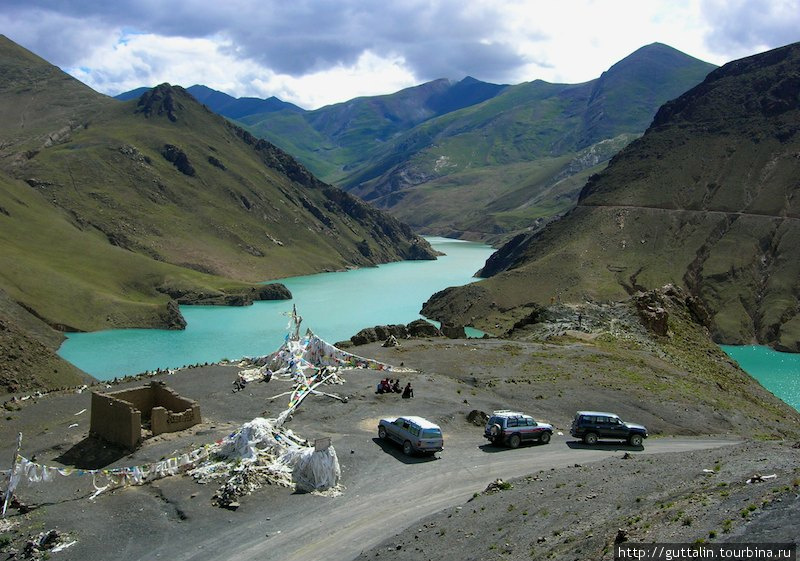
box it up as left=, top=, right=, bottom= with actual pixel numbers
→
left=115, top=43, right=714, bottom=242
left=339, top=43, right=716, bottom=240
left=421, top=41, right=800, bottom=352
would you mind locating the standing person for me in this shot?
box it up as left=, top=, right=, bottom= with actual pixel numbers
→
left=402, top=382, right=414, bottom=399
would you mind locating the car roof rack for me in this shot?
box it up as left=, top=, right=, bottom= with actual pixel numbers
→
left=492, top=410, right=524, bottom=416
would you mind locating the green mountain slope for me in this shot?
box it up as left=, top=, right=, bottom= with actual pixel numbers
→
left=342, top=43, right=716, bottom=240
left=421, top=42, right=800, bottom=352
left=237, top=77, right=509, bottom=180
left=19, top=85, right=434, bottom=281
left=118, top=44, right=712, bottom=241
left=0, top=36, right=436, bottom=390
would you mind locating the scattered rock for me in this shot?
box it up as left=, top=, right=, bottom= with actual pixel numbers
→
left=615, top=528, right=629, bottom=544
left=466, top=410, right=489, bottom=426
left=483, top=479, right=512, bottom=493
left=23, top=529, right=62, bottom=557
left=161, top=144, right=196, bottom=176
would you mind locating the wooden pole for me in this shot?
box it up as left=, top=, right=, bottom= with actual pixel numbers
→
left=2, top=432, right=22, bottom=518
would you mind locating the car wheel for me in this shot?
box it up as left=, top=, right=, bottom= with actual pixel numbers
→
left=489, top=424, right=501, bottom=437
left=583, top=432, right=598, bottom=445
left=628, top=434, right=643, bottom=447
left=403, top=440, right=413, bottom=455
left=509, top=434, right=521, bottom=449
left=539, top=431, right=551, bottom=445
left=378, top=426, right=387, bottom=439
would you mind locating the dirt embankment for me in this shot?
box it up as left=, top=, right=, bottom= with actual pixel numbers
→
left=356, top=440, right=800, bottom=561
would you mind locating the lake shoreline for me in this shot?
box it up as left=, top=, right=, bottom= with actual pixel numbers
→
left=58, top=238, right=495, bottom=378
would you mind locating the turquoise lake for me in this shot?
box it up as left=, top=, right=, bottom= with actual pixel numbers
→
left=721, top=345, right=800, bottom=411
left=58, top=235, right=800, bottom=412
left=58, top=237, right=495, bottom=379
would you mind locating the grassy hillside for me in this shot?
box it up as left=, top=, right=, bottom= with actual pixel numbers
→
left=382, top=134, right=637, bottom=240
left=0, top=171, right=278, bottom=331
left=339, top=44, right=715, bottom=239
left=0, top=36, right=436, bottom=391
left=119, top=45, right=711, bottom=241
left=421, top=42, right=800, bottom=351
left=0, top=36, right=109, bottom=161
left=240, top=76, right=508, bottom=182
left=0, top=37, right=435, bottom=329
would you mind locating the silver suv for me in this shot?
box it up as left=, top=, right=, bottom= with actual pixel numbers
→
left=484, top=410, right=553, bottom=448
left=378, top=416, right=444, bottom=455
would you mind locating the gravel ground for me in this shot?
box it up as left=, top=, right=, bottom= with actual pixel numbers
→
left=355, top=440, right=800, bottom=561
left=1, top=337, right=798, bottom=560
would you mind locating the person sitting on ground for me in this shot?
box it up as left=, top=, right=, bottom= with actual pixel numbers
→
left=376, top=379, right=385, bottom=394
left=392, top=379, right=401, bottom=393
left=402, top=382, right=414, bottom=399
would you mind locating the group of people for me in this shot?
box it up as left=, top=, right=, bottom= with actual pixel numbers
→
left=376, top=378, right=414, bottom=398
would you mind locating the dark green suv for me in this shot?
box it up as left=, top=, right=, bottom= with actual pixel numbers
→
left=570, top=411, right=647, bottom=447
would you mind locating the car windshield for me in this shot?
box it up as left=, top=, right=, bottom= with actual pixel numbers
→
left=421, top=428, right=441, bottom=438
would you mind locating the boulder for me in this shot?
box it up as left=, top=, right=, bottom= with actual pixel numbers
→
left=440, top=323, right=466, bottom=339
left=466, top=409, right=489, bottom=426
left=637, top=304, right=668, bottom=336
left=406, top=319, right=442, bottom=338
left=351, top=324, right=408, bottom=346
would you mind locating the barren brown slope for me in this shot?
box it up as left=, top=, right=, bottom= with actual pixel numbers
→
left=422, top=42, right=800, bottom=351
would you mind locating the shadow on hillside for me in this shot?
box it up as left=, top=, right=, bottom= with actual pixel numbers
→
left=566, top=440, right=644, bottom=452
left=371, top=437, right=439, bottom=464
left=54, top=435, right=130, bottom=469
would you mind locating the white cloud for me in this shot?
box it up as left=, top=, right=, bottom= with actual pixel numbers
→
left=64, top=33, right=419, bottom=109
left=250, top=52, right=418, bottom=109
left=3, top=0, right=798, bottom=109
left=503, top=0, right=718, bottom=84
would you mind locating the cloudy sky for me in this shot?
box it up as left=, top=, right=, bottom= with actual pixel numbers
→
left=3, top=0, right=798, bottom=109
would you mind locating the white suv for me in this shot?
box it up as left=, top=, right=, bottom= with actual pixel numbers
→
left=378, top=416, right=444, bottom=455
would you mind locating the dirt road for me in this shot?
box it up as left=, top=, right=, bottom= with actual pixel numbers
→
left=188, top=435, right=737, bottom=561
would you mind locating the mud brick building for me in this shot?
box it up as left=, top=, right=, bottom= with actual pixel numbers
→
left=90, top=381, right=201, bottom=449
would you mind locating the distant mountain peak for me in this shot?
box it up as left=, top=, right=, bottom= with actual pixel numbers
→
left=135, top=83, right=191, bottom=122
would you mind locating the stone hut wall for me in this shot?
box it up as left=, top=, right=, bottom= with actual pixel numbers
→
left=150, top=385, right=201, bottom=436
left=90, top=392, right=143, bottom=450
left=89, top=382, right=201, bottom=449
